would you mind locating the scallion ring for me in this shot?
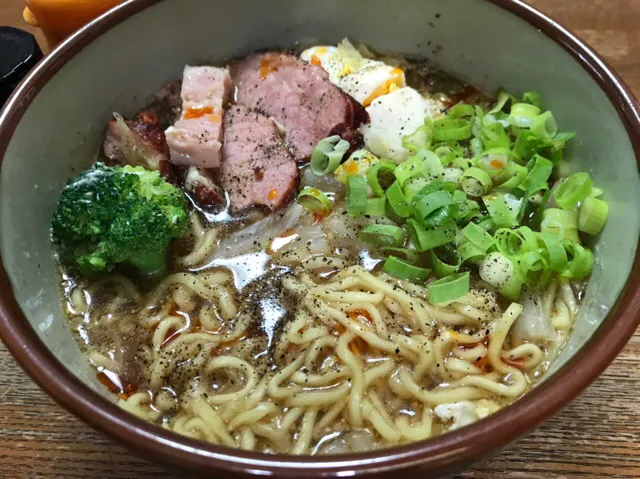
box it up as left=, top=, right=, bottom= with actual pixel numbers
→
left=541, top=208, right=580, bottom=242
left=508, top=103, right=542, bottom=128
left=561, top=240, right=594, bottom=279
left=483, top=194, right=521, bottom=228
left=366, top=161, right=397, bottom=197
left=386, top=181, right=412, bottom=218
left=432, top=118, right=473, bottom=141
left=297, top=187, right=332, bottom=215
left=522, top=91, right=542, bottom=109
left=394, top=155, right=424, bottom=186
left=461, top=222, right=495, bottom=252
left=310, top=136, right=350, bottom=175
left=430, top=246, right=462, bottom=278
left=531, top=111, right=558, bottom=141
left=364, top=197, right=387, bottom=217
left=407, top=219, right=458, bottom=252
left=461, top=167, right=492, bottom=197
left=413, top=190, right=455, bottom=228
left=380, top=247, right=420, bottom=264
left=578, top=196, right=608, bottom=235
left=346, top=175, right=368, bottom=217
left=383, top=256, right=431, bottom=282
left=358, top=224, right=405, bottom=247
left=553, top=172, right=593, bottom=210
left=427, top=272, right=470, bottom=304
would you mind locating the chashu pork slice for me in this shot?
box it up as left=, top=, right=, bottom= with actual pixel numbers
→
left=165, top=65, right=232, bottom=169
left=231, top=52, right=368, bottom=160
left=220, top=105, right=298, bottom=211
left=103, top=111, right=174, bottom=177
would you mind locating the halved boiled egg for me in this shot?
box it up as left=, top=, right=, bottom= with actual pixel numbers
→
left=301, top=40, right=407, bottom=106
left=360, top=87, right=443, bottom=163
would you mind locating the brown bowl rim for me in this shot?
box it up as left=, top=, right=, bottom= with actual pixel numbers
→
left=1, top=0, right=640, bottom=476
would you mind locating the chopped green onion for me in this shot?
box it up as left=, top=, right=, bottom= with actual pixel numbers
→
left=470, top=137, right=485, bottom=157
left=462, top=222, right=495, bottom=252
left=530, top=189, right=551, bottom=230
left=358, top=224, right=405, bottom=247
left=489, top=90, right=516, bottom=114
left=478, top=148, right=510, bottom=175
left=394, top=155, right=424, bottom=186
left=541, top=208, right=580, bottom=242
left=310, top=136, right=350, bottom=175
left=407, top=219, right=458, bottom=252
left=531, top=111, right=558, bottom=141
left=553, top=172, right=593, bottom=210
left=365, top=197, right=387, bottom=217
left=421, top=150, right=446, bottom=180
left=454, top=199, right=482, bottom=223
left=578, top=196, right=608, bottom=235
left=518, top=154, right=553, bottom=197
left=448, top=103, right=475, bottom=119
left=458, top=241, right=486, bottom=263
left=346, top=175, right=367, bottom=217
left=516, top=249, right=550, bottom=287
left=437, top=144, right=467, bottom=165
left=589, top=186, right=604, bottom=198
left=443, top=167, right=464, bottom=184
left=538, top=232, right=568, bottom=272
left=483, top=193, right=522, bottom=228
left=476, top=217, right=495, bottom=232
left=432, top=118, right=473, bottom=141
left=403, top=177, right=428, bottom=202
left=297, top=187, right=332, bottom=215
left=508, top=103, right=542, bottom=128
left=496, top=162, right=527, bottom=189
left=413, top=190, right=455, bottom=228
left=383, top=256, right=431, bottom=282
left=451, top=157, right=473, bottom=170
left=461, top=167, right=492, bottom=197
left=403, top=124, right=432, bottom=152
left=381, top=247, right=420, bottom=264
left=513, top=130, right=536, bottom=160
left=367, top=161, right=396, bottom=197
left=430, top=246, right=462, bottom=278
left=482, top=123, right=511, bottom=150
left=494, top=227, right=537, bottom=257
left=522, top=91, right=542, bottom=109
left=551, top=131, right=575, bottom=151
left=561, top=240, right=593, bottom=279
left=499, top=270, right=524, bottom=301
left=427, top=272, right=470, bottom=304
left=386, top=181, right=411, bottom=218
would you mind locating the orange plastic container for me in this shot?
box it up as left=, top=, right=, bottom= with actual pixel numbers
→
left=23, top=0, right=125, bottom=48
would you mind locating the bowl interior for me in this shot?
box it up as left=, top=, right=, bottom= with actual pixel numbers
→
left=1, top=0, right=639, bottom=446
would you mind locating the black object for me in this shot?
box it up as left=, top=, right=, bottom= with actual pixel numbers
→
left=0, top=26, right=43, bottom=106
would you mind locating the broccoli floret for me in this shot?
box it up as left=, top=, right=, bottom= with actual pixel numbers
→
left=52, top=163, right=188, bottom=276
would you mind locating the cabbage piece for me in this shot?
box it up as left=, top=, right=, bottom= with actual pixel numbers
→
left=217, top=204, right=303, bottom=258
left=511, top=287, right=557, bottom=343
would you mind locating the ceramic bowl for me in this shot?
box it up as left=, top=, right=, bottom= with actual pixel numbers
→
left=1, top=0, right=640, bottom=477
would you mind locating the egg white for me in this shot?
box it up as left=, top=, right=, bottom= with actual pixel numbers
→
left=360, top=87, right=441, bottom=163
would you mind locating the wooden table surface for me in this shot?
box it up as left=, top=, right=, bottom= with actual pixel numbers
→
left=1, top=0, right=639, bottom=478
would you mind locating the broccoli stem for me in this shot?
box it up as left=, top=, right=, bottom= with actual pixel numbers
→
left=127, top=249, right=168, bottom=274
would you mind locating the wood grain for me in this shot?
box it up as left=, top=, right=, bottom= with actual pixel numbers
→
left=1, top=0, right=639, bottom=478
